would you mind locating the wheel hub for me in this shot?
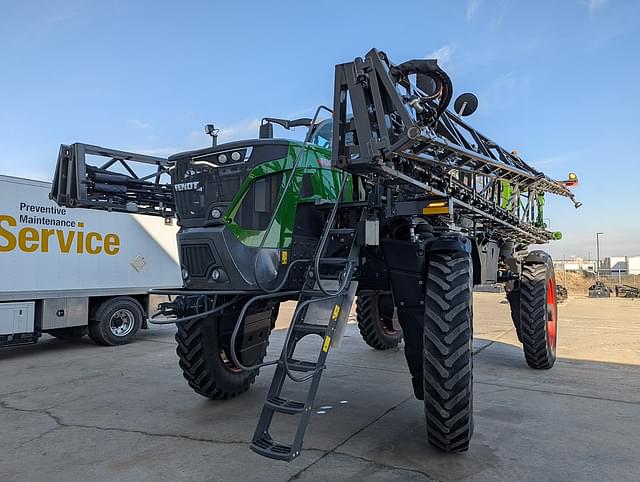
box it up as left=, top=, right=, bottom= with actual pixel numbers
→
left=109, top=309, right=135, bottom=337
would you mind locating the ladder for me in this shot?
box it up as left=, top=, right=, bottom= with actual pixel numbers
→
left=250, top=186, right=360, bottom=461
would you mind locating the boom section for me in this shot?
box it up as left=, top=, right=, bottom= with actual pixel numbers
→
left=332, top=49, right=578, bottom=244
left=51, top=143, right=175, bottom=217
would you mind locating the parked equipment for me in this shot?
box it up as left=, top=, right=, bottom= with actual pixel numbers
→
left=588, top=281, right=612, bottom=298
left=556, top=284, right=568, bottom=302
left=0, top=175, right=180, bottom=347
left=615, top=284, right=640, bottom=298
left=50, top=49, right=579, bottom=460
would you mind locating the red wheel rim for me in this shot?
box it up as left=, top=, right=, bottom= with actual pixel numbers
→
left=381, top=315, right=399, bottom=336
left=546, top=277, right=557, bottom=350
left=220, top=348, right=243, bottom=374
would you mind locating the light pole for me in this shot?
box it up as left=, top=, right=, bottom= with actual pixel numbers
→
left=596, top=232, right=604, bottom=281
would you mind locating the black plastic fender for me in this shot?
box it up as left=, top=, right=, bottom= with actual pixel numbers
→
left=427, top=234, right=482, bottom=284
left=382, top=233, right=475, bottom=398
left=524, top=250, right=553, bottom=266
left=425, top=233, right=472, bottom=255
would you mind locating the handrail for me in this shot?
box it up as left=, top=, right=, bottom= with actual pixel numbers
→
left=251, top=105, right=333, bottom=292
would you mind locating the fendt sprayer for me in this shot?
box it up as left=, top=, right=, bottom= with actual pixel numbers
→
left=50, top=49, right=580, bottom=461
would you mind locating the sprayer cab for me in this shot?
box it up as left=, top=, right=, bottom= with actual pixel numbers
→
left=168, top=137, right=346, bottom=291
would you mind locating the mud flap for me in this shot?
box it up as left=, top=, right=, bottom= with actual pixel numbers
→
left=382, top=235, right=472, bottom=399
left=381, top=239, right=428, bottom=398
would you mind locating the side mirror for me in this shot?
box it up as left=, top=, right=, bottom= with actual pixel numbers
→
left=288, top=118, right=313, bottom=128
left=454, top=93, right=478, bottom=117
left=259, top=122, right=273, bottom=139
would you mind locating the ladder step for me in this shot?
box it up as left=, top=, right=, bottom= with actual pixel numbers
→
left=265, top=396, right=306, bottom=415
left=301, top=283, right=341, bottom=295
left=318, top=257, right=349, bottom=265
left=329, top=228, right=356, bottom=235
left=294, top=323, right=329, bottom=336
left=250, top=435, right=297, bottom=461
left=285, top=358, right=318, bottom=373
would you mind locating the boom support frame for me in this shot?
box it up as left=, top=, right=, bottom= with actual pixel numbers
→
left=332, top=49, right=578, bottom=245
left=51, top=143, right=175, bottom=217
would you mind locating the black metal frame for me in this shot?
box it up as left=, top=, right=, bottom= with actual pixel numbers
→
left=332, top=49, right=579, bottom=245
left=51, top=143, right=175, bottom=217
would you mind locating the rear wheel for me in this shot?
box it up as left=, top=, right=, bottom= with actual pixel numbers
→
left=88, top=297, right=143, bottom=346
left=423, top=251, right=474, bottom=452
left=175, top=303, right=277, bottom=400
left=356, top=292, right=403, bottom=350
left=519, top=257, right=557, bottom=369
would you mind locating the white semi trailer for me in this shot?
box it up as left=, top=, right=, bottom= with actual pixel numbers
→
left=0, top=174, right=181, bottom=347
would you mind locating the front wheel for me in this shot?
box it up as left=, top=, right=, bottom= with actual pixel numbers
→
left=356, top=292, right=403, bottom=350
left=175, top=303, right=277, bottom=400
left=423, top=251, right=474, bottom=452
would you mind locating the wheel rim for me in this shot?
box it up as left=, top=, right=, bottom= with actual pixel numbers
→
left=380, top=316, right=398, bottom=336
left=546, top=277, right=557, bottom=350
left=109, top=309, right=136, bottom=337
left=378, top=296, right=399, bottom=336
left=219, top=348, right=242, bottom=374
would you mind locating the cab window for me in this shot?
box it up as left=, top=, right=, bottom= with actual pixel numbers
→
left=234, top=172, right=284, bottom=231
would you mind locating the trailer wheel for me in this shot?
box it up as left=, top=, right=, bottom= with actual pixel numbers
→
left=356, top=292, right=403, bottom=350
left=48, top=326, right=87, bottom=340
left=175, top=305, right=277, bottom=400
left=423, top=251, right=474, bottom=452
left=88, top=297, right=143, bottom=346
left=519, top=257, right=557, bottom=369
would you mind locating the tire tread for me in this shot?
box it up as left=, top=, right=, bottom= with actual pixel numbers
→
left=519, top=262, right=555, bottom=369
left=423, top=251, right=473, bottom=452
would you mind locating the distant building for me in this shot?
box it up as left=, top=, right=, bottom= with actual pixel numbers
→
left=601, top=256, right=640, bottom=275
left=554, top=257, right=595, bottom=272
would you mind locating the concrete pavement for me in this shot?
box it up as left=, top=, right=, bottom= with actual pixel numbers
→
left=0, top=293, right=639, bottom=481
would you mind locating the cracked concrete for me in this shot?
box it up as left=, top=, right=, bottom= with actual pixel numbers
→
left=1, top=293, right=639, bottom=481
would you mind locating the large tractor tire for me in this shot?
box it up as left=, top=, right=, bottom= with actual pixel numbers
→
left=356, top=292, right=403, bottom=350
left=517, top=255, right=557, bottom=369
left=423, top=251, right=474, bottom=452
left=175, top=304, right=277, bottom=400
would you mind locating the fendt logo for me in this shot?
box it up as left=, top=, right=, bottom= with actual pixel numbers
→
left=0, top=202, right=120, bottom=255
left=174, top=181, right=201, bottom=192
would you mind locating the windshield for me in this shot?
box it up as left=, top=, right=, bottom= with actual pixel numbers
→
left=310, top=119, right=333, bottom=149
left=173, top=160, right=250, bottom=221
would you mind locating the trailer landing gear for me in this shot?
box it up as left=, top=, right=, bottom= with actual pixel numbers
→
left=48, top=326, right=88, bottom=341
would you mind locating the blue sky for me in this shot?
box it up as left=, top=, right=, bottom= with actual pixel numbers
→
left=1, top=0, right=638, bottom=259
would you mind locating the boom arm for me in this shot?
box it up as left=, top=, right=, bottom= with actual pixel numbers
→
left=332, top=49, right=580, bottom=244
left=51, top=143, right=175, bottom=217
